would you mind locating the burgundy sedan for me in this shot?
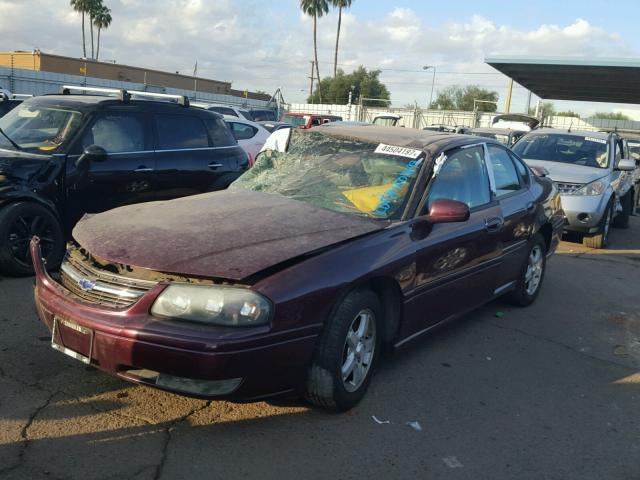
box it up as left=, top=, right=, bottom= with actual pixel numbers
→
left=32, top=125, right=564, bottom=411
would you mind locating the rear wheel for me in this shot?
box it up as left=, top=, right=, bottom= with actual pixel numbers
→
left=0, top=202, right=64, bottom=276
left=583, top=201, right=613, bottom=249
left=305, top=289, right=382, bottom=411
left=504, top=233, right=547, bottom=306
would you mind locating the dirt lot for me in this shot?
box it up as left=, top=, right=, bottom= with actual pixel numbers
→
left=1, top=219, right=639, bottom=480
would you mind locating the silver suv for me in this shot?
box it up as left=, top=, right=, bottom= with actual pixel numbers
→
left=512, top=130, right=635, bottom=248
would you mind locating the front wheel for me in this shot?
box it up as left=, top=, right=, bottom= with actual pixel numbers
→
left=583, top=201, right=613, bottom=249
left=504, top=233, right=547, bottom=306
left=0, top=202, right=65, bottom=276
left=305, top=289, right=382, bottom=411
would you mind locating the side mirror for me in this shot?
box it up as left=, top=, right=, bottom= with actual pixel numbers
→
left=75, top=145, right=107, bottom=170
left=530, top=166, right=549, bottom=177
left=428, top=199, right=470, bottom=224
left=616, top=158, right=636, bottom=171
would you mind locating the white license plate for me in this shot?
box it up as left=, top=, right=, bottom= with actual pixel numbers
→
left=51, top=317, right=94, bottom=365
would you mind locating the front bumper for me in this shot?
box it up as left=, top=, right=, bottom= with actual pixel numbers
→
left=560, top=194, right=608, bottom=233
left=31, top=239, right=318, bottom=401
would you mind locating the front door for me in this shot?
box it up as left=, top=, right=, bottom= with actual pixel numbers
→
left=65, top=110, right=155, bottom=225
left=402, top=144, right=503, bottom=339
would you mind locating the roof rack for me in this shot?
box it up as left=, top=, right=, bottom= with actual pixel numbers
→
left=60, top=85, right=190, bottom=107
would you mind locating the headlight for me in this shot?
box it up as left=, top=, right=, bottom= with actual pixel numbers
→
left=151, top=284, right=271, bottom=326
left=569, top=179, right=606, bottom=196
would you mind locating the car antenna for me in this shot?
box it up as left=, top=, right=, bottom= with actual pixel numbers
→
left=567, top=119, right=573, bottom=133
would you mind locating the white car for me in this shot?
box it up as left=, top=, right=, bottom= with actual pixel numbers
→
left=192, top=102, right=254, bottom=120
left=223, top=116, right=271, bottom=166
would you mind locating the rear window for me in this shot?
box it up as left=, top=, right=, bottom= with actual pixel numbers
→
left=155, top=114, right=209, bottom=150
left=282, top=114, right=309, bottom=127
left=251, top=110, right=277, bottom=121
left=512, top=134, right=609, bottom=169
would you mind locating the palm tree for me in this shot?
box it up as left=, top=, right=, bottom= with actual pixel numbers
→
left=300, top=0, right=329, bottom=103
left=88, top=0, right=104, bottom=59
left=93, top=5, right=112, bottom=61
left=331, top=0, right=352, bottom=77
left=70, top=0, right=92, bottom=58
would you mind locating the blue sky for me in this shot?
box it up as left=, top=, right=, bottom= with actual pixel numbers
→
left=3, top=0, right=640, bottom=117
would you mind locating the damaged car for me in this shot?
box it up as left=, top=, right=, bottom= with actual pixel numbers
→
left=0, top=87, right=247, bottom=275
left=32, top=125, right=563, bottom=411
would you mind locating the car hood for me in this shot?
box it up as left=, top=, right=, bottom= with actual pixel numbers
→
left=523, top=159, right=608, bottom=184
left=73, top=190, right=387, bottom=281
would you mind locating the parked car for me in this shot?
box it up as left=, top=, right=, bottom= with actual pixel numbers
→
left=32, top=125, right=563, bottom=411
left=281, top=112, right=343, bottom=129
left=621, top=134, right=640, bottom=213
left=467, top=127, right=526, bottom=146
left=249, top=108, right=278, bottom=122
left=422, top=124, right=457, bottom=133
left=0, top=93, right=28, bottom=118
left=372, top=114, right=401, bottom=126
left=257, top=120, right=294, bottom=133
left=512, top=129, right=636, bottom=248
left=491, top=114, right=540, bottom=131
left=0, top=86, right=247, bottom=275
left=192, top=102, right=253, bottom=121
left=223, top=116, right=271, bottom=166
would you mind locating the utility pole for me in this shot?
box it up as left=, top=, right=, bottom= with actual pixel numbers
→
left=505, top=78, right=514, bottom=113
left=308, top=61, right=315, bottom=101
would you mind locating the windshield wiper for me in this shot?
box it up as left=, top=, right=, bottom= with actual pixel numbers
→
left=0, top=128, right=21, bottom=151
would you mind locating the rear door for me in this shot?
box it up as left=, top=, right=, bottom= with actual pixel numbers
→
left=486, top=143, right=536, bottom=290
left=66, top=109, right=155, bottom=221
left=402, top=144, right=503, bottom=338
left=152, top=113, right=240, bottom=198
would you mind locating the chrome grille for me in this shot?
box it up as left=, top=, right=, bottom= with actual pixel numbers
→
left=59, top=254, right=157, bottom=309
left=554, top=182, right=583, bottom=194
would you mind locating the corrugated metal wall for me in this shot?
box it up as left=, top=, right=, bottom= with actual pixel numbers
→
left=0, top=67, right=269, bottom=108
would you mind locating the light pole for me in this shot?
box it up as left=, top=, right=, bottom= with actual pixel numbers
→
left=422, top=65, right=436, bottom=109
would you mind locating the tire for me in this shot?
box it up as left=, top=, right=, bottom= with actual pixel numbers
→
left=504, top=233, right=547, bottom=307
left=0, top=202, right=65, bottom=276
left=305, top=289, right=382, bottom=411
left=583, top=200, right=613, bottom=249
left=612, top=192, right=631, bottom=229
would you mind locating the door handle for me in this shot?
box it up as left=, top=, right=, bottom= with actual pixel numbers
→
left=134, top=166, right=153, bottom=172
left=484, top=217, right=504, bottom=233
left=208, top=162, right=223, bottom=169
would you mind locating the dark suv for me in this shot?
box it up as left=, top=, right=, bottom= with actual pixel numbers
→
left=0, top=94, right=25, bottom=118
left=0, top=86, right=248, bottom=275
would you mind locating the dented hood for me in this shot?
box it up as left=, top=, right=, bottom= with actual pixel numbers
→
left=73, top=190, right=387, bottom=281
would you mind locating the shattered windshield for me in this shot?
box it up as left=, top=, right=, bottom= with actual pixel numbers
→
left=0, top=102, right=82, bottom=153
left=230, top=130, right=424, bottom=219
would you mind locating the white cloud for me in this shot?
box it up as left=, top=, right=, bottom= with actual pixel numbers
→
left=0, top=1, right=636, bottom=113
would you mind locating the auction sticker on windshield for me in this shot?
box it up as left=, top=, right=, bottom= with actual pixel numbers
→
left=375, top=143, right=423, bottom=159
left=584, top=137, right=607, bottom=144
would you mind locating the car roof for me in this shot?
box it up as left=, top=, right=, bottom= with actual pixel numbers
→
left=470, top=127, right=520, bottom=135
left=524, top=128, right=611, bottom=139
left=312, top=124, right=493, bottom=155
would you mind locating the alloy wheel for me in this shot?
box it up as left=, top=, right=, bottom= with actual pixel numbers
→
left=8, top=214, right=56, bottom=268
left=341, top=309, right=376, bottom=393
left=524, top=245, right=544, bottom=296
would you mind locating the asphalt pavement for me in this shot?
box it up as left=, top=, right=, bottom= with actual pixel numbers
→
left=0, top=218, right=639, bottom=480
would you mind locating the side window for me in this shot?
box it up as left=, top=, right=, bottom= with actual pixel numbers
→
left=509, top=152, right=530, bottom=186
left=229, top=122, right=257, bottom=141
left=614, top=140, right=623, bottom=163
left=204, top=118, right=236, bottom=147
left=426, top=145, right=491, bottom=212
left=155, top=114, right=209, bottom=150
left=83, top=113, right=146, bottom=153
left=311, top=118, right=321, bottom=126
left=487, top=145, right=521, bottom=197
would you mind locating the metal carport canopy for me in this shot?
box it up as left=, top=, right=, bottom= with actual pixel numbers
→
left=485, top=56, right=640, bottom=104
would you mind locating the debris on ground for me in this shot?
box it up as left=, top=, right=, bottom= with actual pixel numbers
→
left=442, top=456, right=464, bottom=468
left=371, top=415, right=390, bottom=424
left=406, top=421, right=422, bottom=431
